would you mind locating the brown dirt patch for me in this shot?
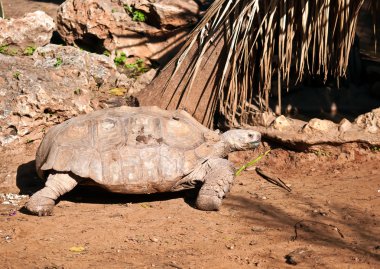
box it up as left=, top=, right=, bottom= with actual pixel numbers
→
left=0, top=141, right=379, bottom=268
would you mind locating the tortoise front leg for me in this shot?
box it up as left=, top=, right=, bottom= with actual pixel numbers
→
left=25, top=173, right=78, bottom=216
left=196, top=159, right=235, bottom=211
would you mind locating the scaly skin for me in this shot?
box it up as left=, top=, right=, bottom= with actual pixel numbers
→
left=25, top=173, right=78, bottom=216
left=195, top=158, right=235, bottom=211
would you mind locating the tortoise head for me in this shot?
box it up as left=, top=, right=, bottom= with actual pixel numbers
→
left=222, top=129, right=261, bottom=151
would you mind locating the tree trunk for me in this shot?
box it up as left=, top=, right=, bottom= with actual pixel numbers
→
left=136, top=30, right=226, bottom=128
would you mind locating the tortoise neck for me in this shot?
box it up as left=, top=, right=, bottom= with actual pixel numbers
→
left=213, top=139, right=232, bottom=158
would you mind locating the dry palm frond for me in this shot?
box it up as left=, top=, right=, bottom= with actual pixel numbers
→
left=164, top=0, right=365, bottom=127
left=0, top=1, right=4, bottom=19
left=363, top=0, right=380, bottom=53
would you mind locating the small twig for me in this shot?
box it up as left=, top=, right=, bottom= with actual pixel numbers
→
left=255, top=167, right=292, bottom=192
left=291, top=220, right=345, bottom=241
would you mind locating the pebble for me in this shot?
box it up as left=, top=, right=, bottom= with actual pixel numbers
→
left=150, top=237, right=159, bottom=243
left=251, top=226, right=266, bottom=232
left=226, top=244, right=235, bottom=250
left=285, top=248, right=312, bottom=265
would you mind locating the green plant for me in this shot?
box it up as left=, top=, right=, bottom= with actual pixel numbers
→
left=235, top=150, right=271, bottom=176
left=13, top=71, right=21, bottom=80
left=132, top=10, right=146, bottom=22
left=0, top=44, right=7, bottom=54
left=114, top=51, right=127, bottom=66
left=73, top=88, right=82, bottom=95
left=23, top=46, right=36, bottom=56
left=123, top=4, right=146, bottom=22
left=54, top=57, right=63, bottom=67
left=123, top=4, right=133, bottom=13
left=103, top=50, right=111, bottom=57
left=0, top=44, right=18, bottom=56
left=371, top=146, right=380, bottom=152
left=125, top=58, right=149, bottom=76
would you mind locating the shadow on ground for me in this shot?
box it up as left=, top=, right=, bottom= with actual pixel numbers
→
left=29, top=0, right=64, bottom=4
left=225, top=193, right=380, bottom=262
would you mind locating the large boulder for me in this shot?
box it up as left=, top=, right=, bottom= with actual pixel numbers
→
left=56, top=0, right=201, bottom=64
left=0, top=44, right=147, bottom=146
left=0, top=11, right=55, bottom=52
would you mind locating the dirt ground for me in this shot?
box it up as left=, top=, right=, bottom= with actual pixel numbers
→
left=1, top=1, right=380, bottom=268
left=0, top=141, right=379, bottom=268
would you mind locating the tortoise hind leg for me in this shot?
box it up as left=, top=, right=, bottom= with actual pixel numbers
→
left=196, top=159, right=235, bottom=211
left=25, top=173, right=78, bottom=216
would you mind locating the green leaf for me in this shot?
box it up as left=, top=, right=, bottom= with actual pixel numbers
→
left=132, top=10, right=146, bottom=22
left=235, top=150, right=271, bottom=176
left=54, top=57, right=63, bottom=67
left=23, top=46, right=36, bottom=56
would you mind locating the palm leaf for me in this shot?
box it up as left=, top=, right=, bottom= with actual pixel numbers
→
left=162, top=0, right=365, bottom=127
left=0, top=1, right=4, bottom=19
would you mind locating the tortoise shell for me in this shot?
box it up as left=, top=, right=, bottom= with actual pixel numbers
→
left=36, top=106, right=220, bottom=193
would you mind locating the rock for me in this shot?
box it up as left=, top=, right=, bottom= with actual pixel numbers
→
left=33, top=44, right=117, bottom=87
left=271, top=115, right=291, bottom=131
left=131, top=0, right=199, bottom=29
left=0, top=11, right=55, bottom=52
left=246, top=108, right=380, bottom=149
left=338, top=118, right=352, bottom=133
left=367, top=125, right=379, bottom=134
left=56, top=0, right=201, bottom=64
left=285, top=248, right=314, bottom=265
left=354, top=108, right=380, bottom=133
left=0, top=44, right=146, bottom=146
left=303, top=118, right=336, bottom=134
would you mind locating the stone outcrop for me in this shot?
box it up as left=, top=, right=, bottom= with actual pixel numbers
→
left=0, top=44, right=150, bottom=146
left=56, top=0, right=201, bottom=64
left=0, top=11, right=55, bottom=52
left=248, top=108, right=380, bottom=149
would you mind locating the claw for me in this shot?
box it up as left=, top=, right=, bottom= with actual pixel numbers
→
left=36, top=208, right=53, bottom=217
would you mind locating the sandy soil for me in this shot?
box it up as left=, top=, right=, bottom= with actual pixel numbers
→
left=0, top=1, right=379, bottom=268
left=0, top=141, right=379, bottom=268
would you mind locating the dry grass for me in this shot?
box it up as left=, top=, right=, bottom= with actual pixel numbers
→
left=165, top=0, right=367, bottom=127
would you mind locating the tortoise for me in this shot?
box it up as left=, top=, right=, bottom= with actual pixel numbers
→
left=25, top=106, right=261, bottom=216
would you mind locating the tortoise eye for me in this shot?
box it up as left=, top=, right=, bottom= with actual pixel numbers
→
left=248, top=134, right=254, bottom=138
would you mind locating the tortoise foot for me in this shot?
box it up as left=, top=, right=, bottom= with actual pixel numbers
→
left=196, top=195, right=222, bottom=211
left=25, top=191, right=55, bottom=216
